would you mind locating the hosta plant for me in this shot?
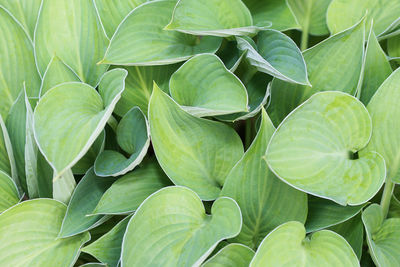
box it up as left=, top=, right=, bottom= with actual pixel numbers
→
left=1, top=0, right=400, bottom=266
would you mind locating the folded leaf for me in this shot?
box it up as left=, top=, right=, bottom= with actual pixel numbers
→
left=102, top=0, right=221, bottom=65
left=202, top=244, right=255, bottom=267
left=0, top=115, right=17, bottom=188
left=0, top=171, right=19, bottom=213
left=149, top=84, right=243, bottom=200
left=266, top=92, right=385, bottom=205
left=121, top=186, right=242, bottom=266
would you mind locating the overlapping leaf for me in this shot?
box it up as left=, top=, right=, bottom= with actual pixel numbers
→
left=0, top=171, right=19, bottom=213
left=202, top=244, right=255, bottom=267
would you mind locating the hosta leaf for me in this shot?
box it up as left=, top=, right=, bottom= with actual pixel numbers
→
left=170, top=54, right=248, bottom=117
left=34, top=69, right=127, bottom=179
left=362, top=204, right=400, bottom=266
left=121, top=186, right=242, bottom=266
left=95, top=107, right=150, bottom=176
left=114, top=64, right=179, bottom=117
left=305, top=196, right=365, bottom=232
left=72, top=131, right=105, bottom=175
left=359, top=29, right=392, bottom=105
left=242, top=0, right=299, bottom=30
left=237, top=30, right=309, bottom=85
left=35, top=0, right=109, bottom=86
left=250, top=221, right=359, bottom=267
left=0, top=115, right=17, bottom=187
left=389, top=187, right=400, bottom=218
left=202, top=244, right=255, bottom=267
left=53, top=169, right=76, bottom=204
left=221, top=109, right=307, bottom=248
left=388, top=35, right=400, bottom=60
left=268, top=20, right=365, bottom=125
left=287, top=0, right=332, bottom=36
left=149, top=84, right=243, bottom=200
left=39, top=56, right=81, bottom=97
left=93, top=160, right=172, bottom=215
left=83, top=216, right=130, bottom=267
left=59, top=168, right=114, bottom=238
left=0, top=171, right=19, bottom=213
left=327, top=0, right=400, bottom=36
left=0, top=7, right=40, bottom=118
left=165, top=0, right=262, bottom=37
left=0, top=199, right=90, bottom=267
left=365, top=67, right=400, bottom=183
left=266, top=92, right=385, bottom=205
left=102, top=0, right=221, bottom=65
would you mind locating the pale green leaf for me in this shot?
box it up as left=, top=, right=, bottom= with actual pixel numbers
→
left=0, top=171, right=19, bottom=213
left=266, top=91, right=385, bottom=205
left=0, top=199, right=90, bottom=267
left=202, top=243, right=255, bottom=267
left=149, top=84, right=243, bottom=200
left=102, top=1, right=221, bottom=65
left=53, top=168, right=76, bottom=204
left=0, top=115, right=18, bottom=189
left=121, top=186, right=242, bottom=266
left=250, top=221, right=359, bottom=267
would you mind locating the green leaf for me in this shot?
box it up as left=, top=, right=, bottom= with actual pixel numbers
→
left=388, top=34, right=400, bottom=60
left=102, top=1, right=221, bottom=65
left=170, top=54, right=248, bottom=117
left=165, top=0, right=262, bottom=37
left=389, top=187, right=400, bottom=218
left=287, top=0, right=332, bottom=36
left=82, top=215, right=130, bottom=267
left=242, top=0, right=299, bottom=30
left=35, top=0, right=109, bottom=86
left=0, top=171, right=19, bottom=213
left=121, top=186, right=242, bottom=266
left=59, top=168, right=114, bottom=238
left=266, top=91, right=385, bottom=205
left=94, top=107, right=150, bottom=176
left=0, top=115, right=17, bottom=188
left=359, top=28, right=392, bottom=105
left=267, top=19, right=365, bottom=125
left=221, top=109, right=307, bottom=248
left=327, top=0, right=400, bottom=36
left=52, top=168, right=76, bottom=204
left=93, top=160, right=172, bottom=215
left=202, top=243, right=255, bottom=267
left=34, top=69, right=127, bottom=179
left=305, top=196, right=365, bottom=232
left=0, top=7, right=40, bottom=119
left=365, top=68, right=400, bottom=183
left=250, top=221, right=359, bottom=267
left=149, top=84, right=243, bottom=200
left=362, top=204, right=400, bottom=266
left=0, top=199, right=90, bottom=266
left=237, top=30, right=309, bottom=85
left=114, top=64, right=179, bottom=117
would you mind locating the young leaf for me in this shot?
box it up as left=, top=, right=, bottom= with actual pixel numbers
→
left=121, top=186, right=242, bottom=266
left=94, top=107, right=150, bottom=176
left=149, top=84, right=244, bottom=200
left=202, top=243, right=255, bottom=267
left=266, top=92, right=385, bottom=205
left=237, top=30, right=309, bottom=85
left=0, top=199, right=90, bottom=266
left=59, top=168, right=114, bottom=238
left=169, top=54, right=249, bottom=117
left=0, top=115, right=17, bottom=188
left=34, top=69, right=127, bottom=179
left=221, top=109, right=307, bottom=248
left=92, top=160, right=172, bottom=215
left=35, top=0, right=109, bottom=86
left=0, top=171, right=19, bottom=213
left=250, top=221, right=359, bottom=267
left=362, top=204, right=400, bottom=266
left=52, top=168, right=76, bottom=204
left=102, top=1, right=221, bottom=65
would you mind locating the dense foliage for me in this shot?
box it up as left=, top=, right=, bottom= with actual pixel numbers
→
left=1, top=0, right=400, bottom=266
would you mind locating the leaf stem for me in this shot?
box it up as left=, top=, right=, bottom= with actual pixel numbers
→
left=380, top=180, right=395, bottom=219
left=301, top=27, right=309, bottom=51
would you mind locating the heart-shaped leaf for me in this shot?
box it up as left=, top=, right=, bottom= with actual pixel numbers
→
left=0, top=171, right=19, bottom=213
left=102, top=0, right=221, bottom=65
left=94, top=107, right=150, bottom=176
left=121, top=186, right=242, bottom=266
left=362, top=204, right=400, bottom=266
left=149, top=83, right=244, bottom=200
left=237, top=30, right=309, bottom=85
left=266, top=91, right=385, bottom=205
left=250, top=221, right=359, bottom=267
left=92, top=160, right=172, bottom=215
left=170, top=54, right=248, bottom=117
left=221, top=109, right=307, bottom=248
left=34, top=69, right=127, bottom=179
left=202, top=244, right=255, bottom=267
left=0, top=199, right=90, bottom=266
